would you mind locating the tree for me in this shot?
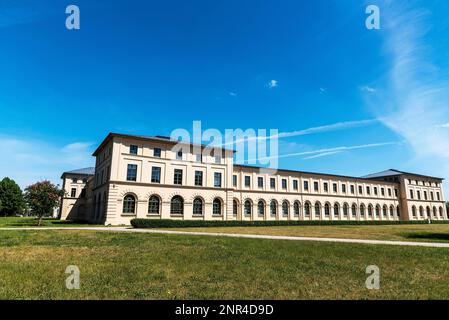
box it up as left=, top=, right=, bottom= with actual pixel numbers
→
left=446, top=202, right=449, bottom=216
left=0, top=177, right=25, bottom=216
left=24, top=181, right=64, bottom=226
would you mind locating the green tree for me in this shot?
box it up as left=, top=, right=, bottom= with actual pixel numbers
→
left=446, top=202, right=449, bottom=215
left=0, top=177, right=25, bottom=216
left=24, top=181, right=64, bottom=226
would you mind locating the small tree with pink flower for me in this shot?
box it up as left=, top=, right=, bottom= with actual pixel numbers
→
left=24, top=181, right=64, bottom=226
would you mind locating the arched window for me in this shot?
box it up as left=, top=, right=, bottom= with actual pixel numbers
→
left=439, top=207, right=444, bottom=218
left=419, top=206, right=424, bottom=218
left=382, top=205, right=387, bottom=218
left=343, top=203, right=349, bottom=217
left=293, top=201, right=300, bottom=216
left=233, top=200, right=238, bottom=216
left=282, top=201, right=289, bottom=216
left=433, top=206, right=437, bottom=218
left=193, top=197, right=203, bottom=215
left=324, top=203, right=330, bottom=216
left=257, top=200, right=265, bottom=216
left=148, top=195, right=160, bottom=214
left=333, top=203, right=339, bottom=216
left=123, top=194, right=136, bottom=214
left=244, top=200, right=252, bottom=216
left=270, top=200, right=277, bottom=216
left=360, top=204, right=366, bottom=217
left=397, top=205, right=400, bottom=218
left=351, top=204, right=357, bottom=217
left=412, top=206, right=417, bottom=217
left=368, top=205, right=373, bottom=217
left=170, top=196, right=184, bottom=215
left=426, top=206, right=431, bottom=219
left=213, top=198, right=222, bottom=215
left=304, top=202, right=310, bottom=216
left=375, top=205, right=380, bottom=218
left=315, top=202, right=321, bottom=217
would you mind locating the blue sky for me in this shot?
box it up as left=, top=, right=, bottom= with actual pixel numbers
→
left=1, top=0, right=449, bottom=196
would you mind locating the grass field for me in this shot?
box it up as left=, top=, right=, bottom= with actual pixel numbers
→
left=0, top=229, right=449, bottom=299
left=0, top=217, right=103, bottom=228
left=172, top=224, right=449, bottom=243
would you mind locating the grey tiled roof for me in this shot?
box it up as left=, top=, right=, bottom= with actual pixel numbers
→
left=64, top=167, right=95, bottom=175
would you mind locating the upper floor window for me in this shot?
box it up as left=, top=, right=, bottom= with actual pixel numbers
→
left=71, top=188, right=76, bottom=198
left=293, top=180, right=298, bottom=191
left=232, top=175, right=237, bottom=187
left=342, top=184, right=346, bottom=193
left=388, top=188, right=392, bottom=197
left=410, top=189, right=414, bottom=199
left=130, top=145, right=138, bottom=155
left=270, top=178, right=276, bottom=189
left=431, top=192, right=434, bottom=200
left=126, top=164, right=137, bottom=181
left=313, top=181, right=319, bottom=192
left=304, top=181, right=309, bottom=191
left=374, top=187, right=378, bottom=195
left=71, top=177, right=78, bottom=183
left=324, top=182, right=329, bottom=192
left=366, top=186, right=370, bottom=195
left=424, top=191, right=428, bottom=200
left=358, top=185, right=363, bottom=195
left=417, top=190, right=421, bottom=200
left=282, top=179, right=287, bottom=190
left=437, top=192, right=440, bottom=201
left=257, top=177, right=264, bottom=188
left=176, top=150, right=183, bottom=161
left=195, top=171, right=203, bottom=186
left=214, top=172, right=222, bottom=188
left=244, top=176, right=251, bottom=187
left=174, top=169, right=183, bottom=185
left=153, top=148, right=161, bottom=157
left=350, top=185, right=355, bottom=194
left=333, top=183, right=338, bottom=193
left=151, top=167, right=161, bottom=183
left=381, top=188, right=385, bottom=196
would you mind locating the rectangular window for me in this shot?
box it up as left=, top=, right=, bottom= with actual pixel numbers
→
left=424, top=191, right=428, bottom=200
left=381, top=188, right=385, bottom=196
left=71, top=188, right=76, bottom=197
left=293, top=180, right=298, bottom=190
left=437, top=192, right=440, bottom=201
left=410, top=189, right=414, bottom=199
left=245, top=176, right=251, bottom=187
left=358, top=185, right=363, bottom=194
left=388, top=188, right=392, bottom=197
left=151, top=167, right=161, bottom=183
left=342, top=184, right=346, bottom=193
left=395, top=189, right=398, bottom=197
left=374, top=187, right=378, bottom=195
left=126, top=164, right=137, bottom=181
left=232, top=175, right=237, bottom=187
left=195, top=171, right=203, bottom=186
left=153, top=148, right=161, bottom=157
left=270, top=178, right=276, bottom=189
left=314, top=182, right=319, bottom=192
left=304, top=181, right=309, bottom=191
left=214, top=172, right=222, bottom=188
left=417, top=191, right=421, bottom=200
left=350, top=185, right=355, bottom=194
left=174, top=169, right=183, bottom=185
left=366, top=186, right=370, bottom=195
left=282, top=179, right=287, bottom=190
left=333, top=183, right=338, bottom=193
left=258, top=177, right=264, bottom=188
left=130, top=145, right=138, bottom=155
left=324, top=182, right=328, bottom=192
left=431, top=192, right=434, bottom=200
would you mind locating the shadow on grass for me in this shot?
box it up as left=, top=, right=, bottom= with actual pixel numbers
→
left=402, top=232, right=449, bottom=241
left=7, top=219, right=91, bottom=227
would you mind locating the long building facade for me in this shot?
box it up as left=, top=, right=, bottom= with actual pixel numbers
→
left=59, top=133, right=448, bottom=225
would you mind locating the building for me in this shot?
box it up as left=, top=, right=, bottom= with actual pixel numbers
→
left=59, top=167, right=95, bottom=221
left=60, top=133, right=447, bottom=225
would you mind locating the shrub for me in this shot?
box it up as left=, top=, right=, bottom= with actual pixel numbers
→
left=130, top=218, right=449, bottom=229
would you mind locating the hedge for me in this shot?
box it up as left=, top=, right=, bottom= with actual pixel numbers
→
left=130, top=218, right=449, bottom=229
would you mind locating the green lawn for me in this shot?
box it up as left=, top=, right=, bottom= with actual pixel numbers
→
left=171, top=224, right=449, bottom=243
left=0, top=230, right=448, bottom=299
left=0, top=217, right=104, bottom=228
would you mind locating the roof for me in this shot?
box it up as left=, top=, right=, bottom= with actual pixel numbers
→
left=92, top=132, right=236, bottom=156
left=62, top=167, right=95, bottom=176
left=363, top=169, right=444, bottom=181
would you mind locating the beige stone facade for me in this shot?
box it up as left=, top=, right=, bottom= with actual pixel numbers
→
left=60, top=133, right=447, bottom=225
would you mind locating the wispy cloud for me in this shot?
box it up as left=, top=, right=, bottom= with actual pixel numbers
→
left=365, top=1, right=449, bottom=194
left=0, top=135, right=94, bottom=189
left=360, top=85, right=376, bottom=93
left=229, top=92, right=237, bottom=97
left=303, top=151, right=343, bottom=160
left=267, top=80, right=278, bottom=88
